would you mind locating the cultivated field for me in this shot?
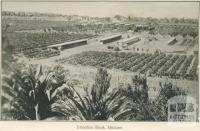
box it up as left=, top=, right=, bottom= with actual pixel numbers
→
left=56, top=51, right=198, bottom=81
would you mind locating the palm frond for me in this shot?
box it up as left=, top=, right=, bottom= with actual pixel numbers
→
left=1, top=95, right=10, bottom=106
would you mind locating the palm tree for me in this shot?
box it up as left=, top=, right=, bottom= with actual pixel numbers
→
left=52, top=68, right=130, bottom=121
left=2, top=23, right=15, bottom=71
left=114, top=76, right=157, bottom=121
left=117, top=76, right=188, bottom=121
left=1, top=64, right=68, bottom=120
left=149, top=82, right=187, bottom=121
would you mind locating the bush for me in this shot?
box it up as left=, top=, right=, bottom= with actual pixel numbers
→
left=114, top=47, right=120, bottom=51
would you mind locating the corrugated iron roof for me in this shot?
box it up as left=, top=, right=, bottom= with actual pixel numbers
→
left=48, top=39, right=88, bottom=48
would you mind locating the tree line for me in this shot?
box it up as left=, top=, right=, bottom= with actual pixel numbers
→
left=2, top=11, right=198, bottom=25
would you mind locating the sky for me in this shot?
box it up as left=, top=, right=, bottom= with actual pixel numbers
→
left=2, top=2, right=199, bottom=19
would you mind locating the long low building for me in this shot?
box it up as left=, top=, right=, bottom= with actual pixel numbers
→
left=48, top=39, right=88, bottom=50
left=168, top=38, right=177, bottom=45
left=100, top=34, right=122, bottom=44
left=121, top=37, right=140, bottom=46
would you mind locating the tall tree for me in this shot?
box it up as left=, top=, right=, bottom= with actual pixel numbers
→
left=53, top=68, right=129, bottom=121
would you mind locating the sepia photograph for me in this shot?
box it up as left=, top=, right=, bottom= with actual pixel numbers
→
left=0, top=1, right=199, bottom=122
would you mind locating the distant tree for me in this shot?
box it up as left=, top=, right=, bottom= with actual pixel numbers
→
left=114, top=15, right=123, bottom=21
left=170, top=18, right=179, bottom=23
left=128, top=16, right=131, bottom=20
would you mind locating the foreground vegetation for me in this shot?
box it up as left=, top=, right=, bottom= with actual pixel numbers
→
left=1, top=63, right=188, bottom=121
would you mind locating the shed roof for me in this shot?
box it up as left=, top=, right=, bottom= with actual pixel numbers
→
left=48, top=39, right=88, bottom=48
left=121, top=37, right=140, bottom=44
left=100, top=34, right=122, bottom=41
